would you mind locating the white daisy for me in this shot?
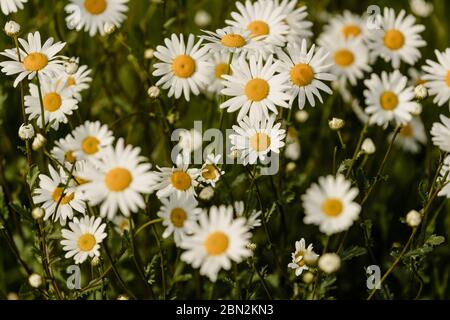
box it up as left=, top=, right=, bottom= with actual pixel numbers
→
left=180, top=205, right=252, bottom=282
left=78, top=138, right=156, bottom=220
left=234, top=201, right=262, bottom=229
left=226, top=0, right=289, bottom=58
left=58, top=64, right=92, bottom=101
left=71, top=120, right=114, bottom=161
left=1, top=0, right=27, bottom=15
left=318, top=34, right=371, bottom=87
left=274, top=0, right=312, bottom=43
left=220, top=55, right=290, bottom=121
left=65, top=0, right=129, bottom=37
left=33, top=164, right=86, bottom=226
left=200, top=26, right=259, bottom=55
left=24, top=75, right=78, bottom=130
left=205, top=52, right=234, bottom=94
left=287, top=238, right=318, bottom=277
left=276, top=40, right=335, bottom=110
left=302, top=174, right=361, bottom=235
left=51, top=134, right=78, bottom=165
left=0, top=31, right=65, bottom=87
left=363, top=70, right=419, bottom=128
left=430, top=114, right=450, bottom=153
left=229, top=114, right=286, bottom=165
left=151, top=155, right=200, bottom=199
left=390, top=117, right=426, bottom=153
left=322, top=10, right=368, bottom=42
left=367, top=8, right=426, bottom=68
left=61, top=216, right=107, bottom=264
left=153, top=34, right=211, bottom=101
left=199, top=154, right=224, bottom=187
left=422, top=48, right=450, bottom=107
left=158, top=193, right=202, bottom=245
left=438, top=155, right=450, bottom=199
left=112, top=215, right=131, bottom=236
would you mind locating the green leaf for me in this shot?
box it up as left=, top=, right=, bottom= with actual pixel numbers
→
left=26, top=165, right=40, bottom=190
left=425, top=234, right=445, bottom=246
left=341, top=246, right=367, bottom=261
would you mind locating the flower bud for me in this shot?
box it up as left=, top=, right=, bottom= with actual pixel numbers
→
left=4, top=21, right=20, bottom=37
left=32, top=207, right=45, bottom=220
left=302, top=271, right=314, bottom=284
left=91, top=256, right=101, bottom=267
left=32, top=134, right=46, bottom=151
left=361, top=138, right=376, bottom=155
left=147, top=86, right=160, bottom=98
left=328, top=117, right=345, bottom=130
left=411, top=103, right=423, bottom=116
left=246, top=242, right=257, bottom=251
left=414, top=84, right=428, bottom=100
left=295, top=110, right=309, bottom=123
left=318, top=253, right=341, bottom=274
left=18, top=123, right=35, bottom=140
left=406, top=209, right=421, bottom=228
left=286, top=161, right=296, bottom=173
left=64, top=57, right=79, bottom=75
left=194, top=10, right=211, bottom=27
left=103, top=22, right=116, bottom=35
left=28, top=273, right=43, bottom=288
left=198, top=186, right=214, bottom=201
left=117, top=294, right=129, bottom=300
left=144, top=48, right=155, bottom=59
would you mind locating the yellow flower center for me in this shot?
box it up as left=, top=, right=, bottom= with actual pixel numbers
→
left=247, top=20, right=269, bottom=38
left=65, top=150, right=76, bottom=163
left=322, top=198, right=343, bottom=217
left=104, top=167, right=132, bottom=192
left=290, top=63, right=314, bottom=87
left=383, top=29, right=405, bottom=50
left=43, top=92, right=62, bottom=112
left=171, top=171, right=192, bottom=191
left=204, top=231, right=229, bottom=255
left=446, top=71, right=450, bottom=88
left=295, top=250, right=306, bottom=267
left=78, top=233, right=96, bottom=252
left=82, top=136, right=100, bottom=155
left=66, top=76, right=76, bottom=87
left=245, top=78, right=269, bottom=101
left=250, top=132, right=271, bottom=152
left=75, top=176, right=89, bottom=185
left=380, top=91, right=398, bottom=111
left=400, top=124, right=413, bottom=137
left=202, top=164, right=218, bottom=180
left=52, top=187, right=74, bottom=205
left=334, top=49, right=354, bottom=67
left=119, top=219, right=130, bottom=232
left=170, top=208, right=187, bottom=228
left=341, top=24, right=361, bottom=38
left=172, top=54, right=196, bottom=78
left=23, top=52, right=48, bottom=72
left=84, top=0, right=107, bottom=15
left=221, top=34, right=246, bottom=48
left=415, top=79, right=426, bottom=86
left=215, top=63, right=230, bottom=79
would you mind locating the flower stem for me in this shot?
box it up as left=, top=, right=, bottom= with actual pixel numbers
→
left=35, top=73, right=46, bottom=131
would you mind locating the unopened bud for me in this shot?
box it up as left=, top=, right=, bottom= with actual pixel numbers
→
left=4, top=21, right=20, bottom=37
left=103, top=22, right=116, bottom=35
left=28, top=273, right=43, bottom=288
left=32, top=207, right=45, bottom=220
left=295, top=110, right=309, bottom=123
left=144, top=48, right=155, bottom=59
left=328, top=117, right=345, bottom=130
left=32, top=134, right=46, bottom=151
left=198, top=186, right=214, bottom=201
left=406, top=209, right=421, bottom=228
left=147, top=86, right=160, bottom=98
left=318, top=253, right=341, bottom=274
left=18, top=123, right=35, bottom=140
left=361, top=138, right=376, bottom=155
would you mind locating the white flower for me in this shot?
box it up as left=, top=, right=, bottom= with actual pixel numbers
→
left=226, top=0, right=289, bottom=59
left=0, top=31, right=65, bottom=87
left=287, top=238, right=318, bottom=277
left=201, top=26, right=259, bottom=56
left=363, top=70, right=419, bottom=128
left=205, top=52, right=233, bottom=94
left=406, top=209, right=421, bottom=227
left=276, top=40, right=335, bottom=110
left=158, top=193, right=202, bottom=245
left=437, top=155, right=450, bottom=199
left=194, top=9, right=211, bottom=27
left=221, top=55, right=290, bottom=121
left=198, top=186, right=214, bottom=201
left=302, top=175, right=361, bottom=235
left=18, top=123, right=34, bottom=140
left=31, top=133, right=46, bottom=150
left=51, top=134, right=78, bottom=165
left=61, top=216, right=107, bottom=264
left=361, top=138, right=376, bottom=154
left=71, top=120, right=114, bottom=161
left=410, top=0, right=433, bottom=17
left=78, top=138, right=156, bottom=220
left=112, top=216, right=131, bottom=235
left=234, top=201, right=262, bottom=229
left=199, top=154, right=224, bottom=187
left=180, top=205, right=252, bottom=282
left=318, top=253, right=341, bottom=274
left=367, top=8, right=426, bottom=68
left=390, top=117, right=426, bottom=154
left=33, top=165, right=86, bottom=225
left=4, top=20, right=20, bottom=36
left=431, top=114, right=450, bottom=153
left=28, top=273, right=42, bottom=288
left=58, top=63, right=92, bottom=102
left=65, top=0, right=129, bottom=37
left=64, top=57, right=79, bottom=75
left=147, top=85, right=160, bottom=98
left=273, top=0, right=312, bottom=43
left=230, top=115, right=286, bottom=165
left=422, top=49, right=450, bottom=107
left=321, top=10, right=368, bottom=42
left=151, top=154, right=200, bottom=199
left=1, top=0, right=27, bottom=15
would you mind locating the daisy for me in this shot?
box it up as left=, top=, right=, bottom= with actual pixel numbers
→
left=229, top=115, right=286, bottom=165
left=180, top=205, right=252, bottom=282
left=65, top=0, right=129, bottom=37
left=302, top=174, right=361, bottom=235
left=24, top=75, right=78, bottom=130
left=438, top=155, right=450, bottom=199
left=151, top=155, right=200, bottom=199
left=112, top=215, right=131, bottom=235
left=205, top=52, right=234, bottom=94
left=198, top=154, right=224, bottom=187
left=58, top=64, right=92, bottom=101
left=158, top=193, right=202, bottom=245
left=226, top=0, right=289, bottom=58
left=1, top=0, right=27, bottom=15
left=322, top=10, right=368, bottom=42
left=363, top=70, right=419, bottom=128
left=71, top=120, right=114, bottom=161
left=390, top=117, right=426, bottom=153
left=200, top=26, right=259, bottom=55
left=274, top=0, right=312, bottom=43
left=318, top=35, right=371, bottom=87
left=422, top=49, right=450, bottom=107
left=78, top=138, right=156, bottom=220
left=220, top=55, right=290, bottom=121
left=0, top=31, right=65, bottom=87
left=430, top=114, right=450, bottom=153
left=287, top=238, right=318, bottom=277
left=33, top=164, right=86, bottom=226
left=61, top=216, right=107, bottom=264
left=367, top=8, right=426, bottom=68
left=153, top=34, right=211, bottom=101
left=276, top=40, right=335, bottom=110
left=234, top=201, right=262, bottom=229
left=51, top=134, right=78, bottom=165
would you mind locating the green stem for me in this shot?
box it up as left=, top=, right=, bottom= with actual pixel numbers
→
left=345, top=121, right=368, bottom=178
left=35, top=74, right=46, bottom=131
left=134, top=218, right=163, bottom=237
